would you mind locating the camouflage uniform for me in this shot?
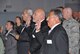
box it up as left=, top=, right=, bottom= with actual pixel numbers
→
left=63, top=18, right=79, bottom=54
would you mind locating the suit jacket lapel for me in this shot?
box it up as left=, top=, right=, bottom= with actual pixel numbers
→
left=48, top=24, right=61, bottom=38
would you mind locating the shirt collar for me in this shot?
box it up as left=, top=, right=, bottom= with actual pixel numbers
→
left=48, top=23, right=61, bottom=34
left=40, top=19, right=44, bottom=23
left=6, top=29, right=12, bottom=36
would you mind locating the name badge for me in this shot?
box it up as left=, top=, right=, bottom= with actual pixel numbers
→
left=32, top=34, right=35, bottom=38
left=47, top=40, right=52, bottom=44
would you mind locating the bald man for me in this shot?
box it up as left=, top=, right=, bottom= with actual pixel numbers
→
left=62, top=7, right=79, bottom=54
left=30, top=8, right=49, bottom=54
left=33, top=8, right=45, bottom=22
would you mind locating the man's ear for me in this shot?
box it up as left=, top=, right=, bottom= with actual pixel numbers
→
left=11, top=25, right=13, bottom=29
left=55, top=15, right=59, bottom=21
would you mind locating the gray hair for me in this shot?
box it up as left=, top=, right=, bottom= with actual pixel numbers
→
left=22, top=8, right=33, bottom=16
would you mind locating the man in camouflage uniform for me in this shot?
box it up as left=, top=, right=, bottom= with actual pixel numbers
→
left=63, top=8, right=79, bottom=54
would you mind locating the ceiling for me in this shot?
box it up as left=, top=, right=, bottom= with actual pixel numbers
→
left=0, top=0, right=79, bottom=12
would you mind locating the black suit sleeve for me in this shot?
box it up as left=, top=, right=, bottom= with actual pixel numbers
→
left=55, top=31, right=69, bottom=54
left=34, top=32, right=44, bottom=44
left=34, top=26, right=49, bottom=44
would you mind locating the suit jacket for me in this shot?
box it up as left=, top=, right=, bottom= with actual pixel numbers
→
left=36, top=20, right=49, bottom=43
left=17, top=21, right=35, bottom=54
left=17, top=25, right=31, bottom=54
left=5, top=30, right=17, bottom=54
left=43, top=24, right=69, bottom=54
left=31, top=20, right=50, bottom=54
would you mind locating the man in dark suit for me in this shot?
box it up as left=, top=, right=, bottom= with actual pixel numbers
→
left=44, top=9, right=69, bottom=54
left=5, top=21, right=17, bottom=54
left=35, top=9, right=69, bottom=54
left=30, top=8, right=49, bottom=54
